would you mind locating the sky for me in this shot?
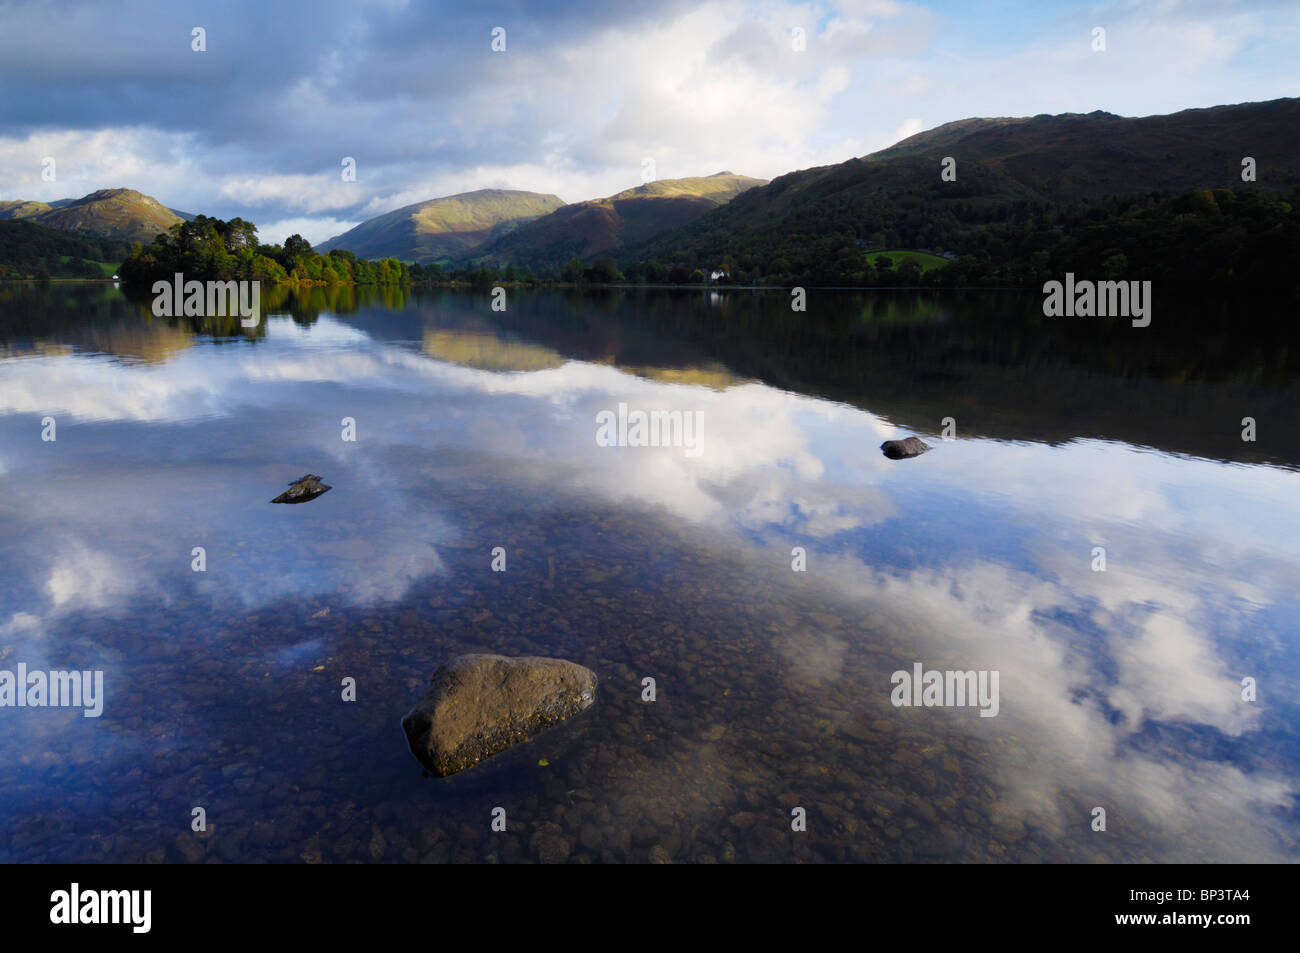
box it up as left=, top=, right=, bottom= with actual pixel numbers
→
left=1, top=0, right=1297, bottom=245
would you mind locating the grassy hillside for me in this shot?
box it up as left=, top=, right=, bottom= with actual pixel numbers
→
left=467, top=172, right=766, bottom=273
left=318, top=189, right=566, bottom=263
left=0, top=199, right=53, bottom=220
left=5, top=188, right=185, bottom=244
left=60, top=256, right=120, bottom=277
left=624, top=98, right=1300, bottom=285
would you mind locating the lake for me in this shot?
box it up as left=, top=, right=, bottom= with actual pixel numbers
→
left=0, top=281, right=1297, bottom=863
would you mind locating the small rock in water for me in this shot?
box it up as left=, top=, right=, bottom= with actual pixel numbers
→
left=402, top=654, right=597, bottom=777
left=880, top=437, right=931, bottom=460
left=271, top=474, right=332, bottom=504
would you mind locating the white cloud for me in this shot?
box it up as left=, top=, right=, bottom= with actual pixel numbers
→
left=259, top=216, right=361, bottom=247
left=3, top=0, right=1295, bottom=244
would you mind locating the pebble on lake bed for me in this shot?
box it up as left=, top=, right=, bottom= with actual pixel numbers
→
left=402, top=654, right=598, bottom=777
left=270, top=474, right=332, bottom=503
left=880, top=437, right=931, bottom=459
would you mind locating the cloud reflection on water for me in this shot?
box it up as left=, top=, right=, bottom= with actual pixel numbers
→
left=0, top=309, right=1296, bottom=861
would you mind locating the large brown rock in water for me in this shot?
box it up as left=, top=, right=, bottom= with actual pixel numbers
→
left=402, top=654, right=597, bottom=777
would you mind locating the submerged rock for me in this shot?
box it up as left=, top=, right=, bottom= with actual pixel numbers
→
left=402, top=654, right=597, bottom=777
left=880, top=437, right=931, bottom=460
left=270, top=474, right=332, bottom=504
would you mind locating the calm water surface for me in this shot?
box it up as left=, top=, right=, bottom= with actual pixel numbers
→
left=0, top=282, right=1297, bottom=863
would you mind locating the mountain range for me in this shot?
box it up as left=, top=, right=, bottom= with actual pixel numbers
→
left=314, top=172, right=766, bottom=268
left=316, top=189, right=564, bottom=263
left=462, top=172, right=767, bottom=272
left=6, top=97, right=1296, bottom=283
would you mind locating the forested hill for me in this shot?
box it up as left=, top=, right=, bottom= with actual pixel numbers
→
left=0, top=219, right=129, bottom=279
left=620, top=97, right=1300, bottom=289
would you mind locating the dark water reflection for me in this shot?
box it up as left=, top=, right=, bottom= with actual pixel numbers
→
left=0, top=282, right=1297, bottom=863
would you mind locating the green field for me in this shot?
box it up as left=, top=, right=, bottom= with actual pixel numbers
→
left=58, top=255, right=119, bottom=277
left=867, top=249, right=951, bottom=272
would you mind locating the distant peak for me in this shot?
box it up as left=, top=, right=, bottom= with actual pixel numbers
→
left=73, top=187, right=162, bottom=205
